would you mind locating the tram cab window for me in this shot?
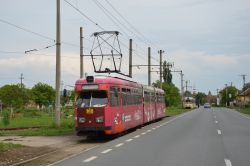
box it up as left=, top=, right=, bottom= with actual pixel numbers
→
left=110, top=87, right=120, bottom=106
left=76, top=90, right=107, bottom=108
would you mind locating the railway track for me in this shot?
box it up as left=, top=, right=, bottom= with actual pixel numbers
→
left=0, top=126, right=41, bottom=131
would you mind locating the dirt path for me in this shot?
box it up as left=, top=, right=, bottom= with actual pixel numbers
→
left=0, top=135, right=107, bottom=166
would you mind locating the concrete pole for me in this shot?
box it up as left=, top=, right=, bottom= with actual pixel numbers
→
left=55, top=0, right=61, bottom=127
left=180, top=71, right=184, bottom=107
left=242, top=75, right=246, bottom=104
left=148, top=47, right=151, bottom=86
left=20, top=73, right=24, bottom=88
left=159, top=50, right=162, bottom=89
left=225, top=84, right=228, bottom=107
left=80, top=27, right=84, bottom=78
left=185, top=80, right=188, bottom=93
left=129, top=39, right=132, bottom=77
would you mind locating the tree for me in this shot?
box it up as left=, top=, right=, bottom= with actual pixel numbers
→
left=153, top=81, right=181, bottom=107
left=220, top=86, right=238, bottom=106
left=163, top=60, right=172, bottom=84
left=184, top=91, right=192, bottom=97
left=195, top=92, right=207, bottom=105
left=162, top=83, right=181, bottom=107
left=31, top=83, right=55, bottom=109
left=243, top=82, right=250, bottom=91
left=0, top=84, right=30, bottom=108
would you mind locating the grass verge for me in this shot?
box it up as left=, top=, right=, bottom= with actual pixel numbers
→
left=166, top=106, right=190, bottom=117
left=0, top=108, right=75, bottom=136
left=236, top=106, right=250, bottom=115
left=0, top=142, right=22, bottom=152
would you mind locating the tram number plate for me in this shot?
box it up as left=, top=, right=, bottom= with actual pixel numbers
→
left=86, top=108, right=94, bottom=114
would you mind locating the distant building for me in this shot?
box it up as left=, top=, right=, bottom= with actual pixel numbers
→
left=237, top=88, right=250, bottom=106
left=206, top=91, right=217, bottom=105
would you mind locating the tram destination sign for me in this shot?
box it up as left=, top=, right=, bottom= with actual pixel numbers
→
left=82, top=84, right=99, bottom=90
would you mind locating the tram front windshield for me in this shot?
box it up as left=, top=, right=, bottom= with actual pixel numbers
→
left=76, top=90, right=108, bottom=108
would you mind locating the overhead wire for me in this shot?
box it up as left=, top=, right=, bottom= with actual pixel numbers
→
left=0, top=18, right=79, bottom=49
left=62, top=0, right=155, bottom=64
left=104, top=0, right=162, bottom=51
left=63, top=0, right=105, bottom=31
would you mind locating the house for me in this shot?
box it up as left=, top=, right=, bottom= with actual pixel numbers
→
left=237, top=88, right=250, bottom=106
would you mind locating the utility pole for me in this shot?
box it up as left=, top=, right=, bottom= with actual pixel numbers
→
left=19, top=73, right=24, bottom=88
left=80, top=27, right=84, bottom=78
left=148, top=47, right=151, bottom=86
left=225, top=84, right=228, bottom=107
left=217, top=89, right=219, bottom=105
left=129, top=39, right=132, bottom=78
left=159, top=50, right=163, bottom=89
left=180, top=71, right=184, bottom=108
left=185, top=80, right=188, bottom=94
left=55, top=0, right=61, bottom=127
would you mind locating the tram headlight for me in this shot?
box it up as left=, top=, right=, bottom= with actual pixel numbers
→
left=95, top=116, right=104, bottom=123
left=79, top=117, right=86, bottom=123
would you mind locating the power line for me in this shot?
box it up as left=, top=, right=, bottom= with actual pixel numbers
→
left=64, top=0, right=160, bottom=63
left=0, top=18, right=81, bottom=49
left=63, top=0, right=105, bottom=31
left=94, top=0, right=160, bottom=63
left=93, top=0, right=136, bottom=40
left=104, top=0, right=161, bottom=50
left=0, top=18, right=54, bottom=41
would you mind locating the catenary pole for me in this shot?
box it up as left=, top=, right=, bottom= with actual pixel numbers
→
left=180, top=71, right=184, bottom=107
left=159, top=50, right=162, bottom=89
left=80, top=27, right=84, bottom=78
left=129, top=39, right=132, bottom=77
left=55, top=0, right=61, bottom=126
left=148, top=47, right=151, bottom=86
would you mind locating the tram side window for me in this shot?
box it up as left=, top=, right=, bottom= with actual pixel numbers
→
left=144, top=91, right=150, bottom=103
left=110, top=86, right=120, bottom=106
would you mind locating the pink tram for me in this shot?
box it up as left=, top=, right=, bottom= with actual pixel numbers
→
left=74, top=76, right=166, bottom=136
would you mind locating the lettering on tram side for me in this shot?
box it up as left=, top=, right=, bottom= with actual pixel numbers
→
left=134, top=110, right=142, bottom=120
left=122, top=114, right=131, bottom=122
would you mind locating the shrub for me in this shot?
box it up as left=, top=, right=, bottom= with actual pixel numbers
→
left=2, top=110, right=10, bottom=126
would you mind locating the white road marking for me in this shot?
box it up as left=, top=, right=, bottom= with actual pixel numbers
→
left=214, top=115, right=216, bottom=118
left=215, top=121, right=218, bottom=123
left=224, top=159, right=232, bottom=166
left=101, top=149, right=112, bottom=154
left=48, top=145, right=99, bottom=166
left=83, top=156, right=98, bottom=163
left=126, top=139, right=133, bottom=142
left=217, top=130, right=222, bottom=135
left=147, top=130, right=152, bottom=132
left=152, top=128, right=156, bottom=130
left=134, top=135, right=140, bottom=138
left=115, top=143, right=124, bottom=147
left=141, top=132, right=146, bottom=135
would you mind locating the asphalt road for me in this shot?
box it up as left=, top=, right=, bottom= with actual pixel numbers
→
left=53, top=108, right=250, bottom=166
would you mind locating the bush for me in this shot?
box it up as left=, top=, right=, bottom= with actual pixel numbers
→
left=2, top=110, right=10, bottom=126
left=22, top=109, right=42, bottom=118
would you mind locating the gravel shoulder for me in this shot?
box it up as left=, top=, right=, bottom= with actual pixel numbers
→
left=0, top=135, right=105, bottom=166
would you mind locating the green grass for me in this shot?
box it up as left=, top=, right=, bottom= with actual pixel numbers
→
left=0, top=142, right=22, bottom=152
left=236, top=106, right=250, bottom=115
left=0, top=114, right=53, bottom=128
left=166, top=106, right=190, bottom=116
left=0, top=108, right=75, bottom=136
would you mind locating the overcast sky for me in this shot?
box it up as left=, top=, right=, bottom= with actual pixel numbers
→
left=0, top=0, right=250, bottom=94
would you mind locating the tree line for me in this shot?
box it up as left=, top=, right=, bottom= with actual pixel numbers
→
left=0, top=83, right=62, bottom=110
